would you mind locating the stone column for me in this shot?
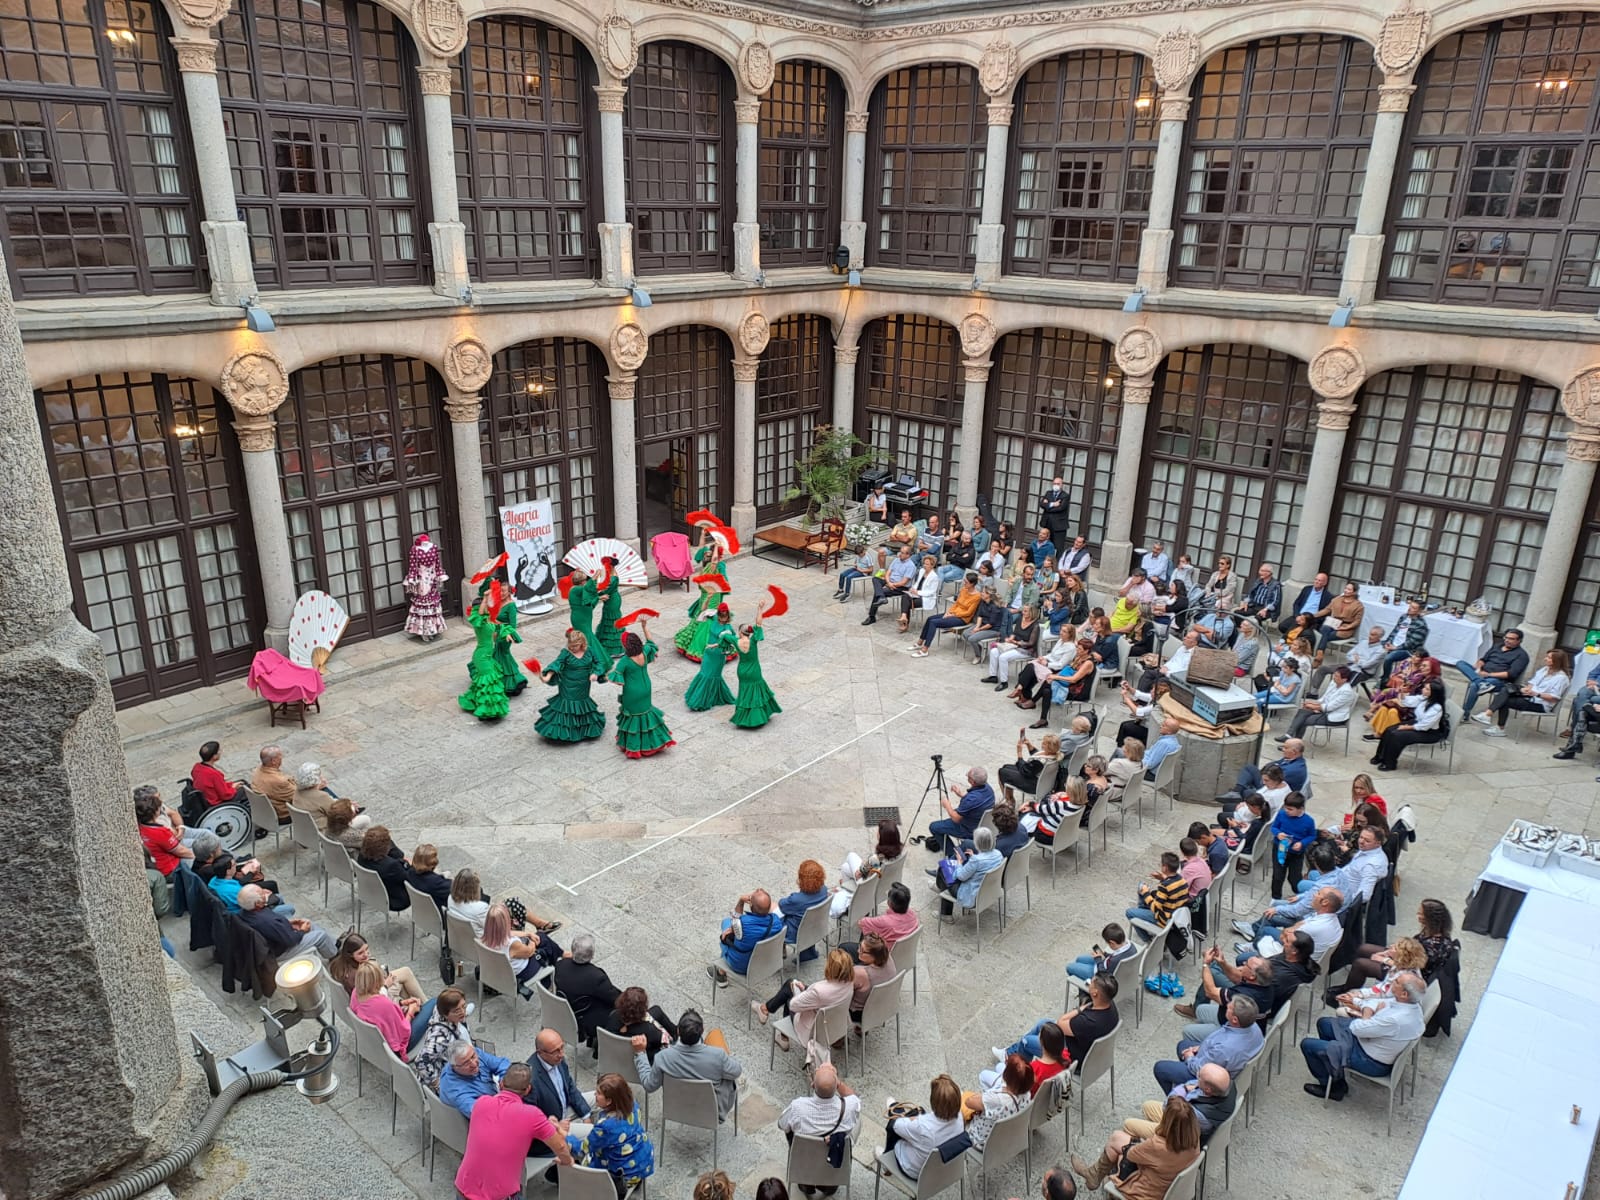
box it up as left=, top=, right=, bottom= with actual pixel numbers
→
left=1100, top=373, right=1154, bottom=582
left=608, top=373, right=640, bottom=551
left=831, top=342, right=859, bottom=433
left=446, top=391, right=489, bottom=610
left=841, top=110, right=869, bottom=268
left=1340, top=82, right=1415, bottom=306
left=170, top=37, right=256, bottom=306
left=953, top=357, right=991, bottom=514
left=1136, top=95, right=1191, bottom=295
left=0, top=248, right=192, bottom=1200
left=731, top=355, right=760, bottom=541
left=734, top=95, right=763, bottom=281
left=417, top=65, right=469, bottom=299
left=1287, top=396, right=1359, bottom=591
left=595, top=82, right=635, bottom=287
left=1520, top=427, right=1600, bottom=662
left=973, top=100, right=1012, bottom=282
left=233, top=415, right=298, bottom=652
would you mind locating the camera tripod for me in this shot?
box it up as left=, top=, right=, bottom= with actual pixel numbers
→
left=907, top=753, right=952, bottom=848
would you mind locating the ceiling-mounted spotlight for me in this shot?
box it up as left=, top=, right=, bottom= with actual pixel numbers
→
left=831, top=244, right=850, bottom=274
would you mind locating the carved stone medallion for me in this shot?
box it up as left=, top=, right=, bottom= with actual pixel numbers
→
left=611, top=322, right=648, bottom=371
left=978, top=37, right=1018, bottom=97
left=1376, top=1, right=1431, bottom=77
left=738, top=310, right=770, bottom=356
left=1153, top=30, right=1200, bottom=91
left=1563, top=367, right=1600, bottom=427
left=958, top=312, right=997, bottom=359
left=600, top=12, right=639, bottom=79
left=737, top=39, right=775, bottom=94
left=444, top=336, right=492, bottom=393
left=1308, top=344, right=1365, bottom=400
left=413, top=0, right=466, bottom=57
left=220, top=350, right=289, bottom=416
left=1114, top=327, right=1163, bottom=377
left=174, top=0, right=229, bottom=27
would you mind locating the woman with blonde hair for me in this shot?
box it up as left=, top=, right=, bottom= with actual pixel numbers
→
left=751, top=948, right=855, bottom=1061
left=1072, top=1092, right=1201, bottom=1194
left=1105, top=738, right=1145, bottom=801
left=480, top=902, right=562, bottom=992
left=446, top=867, right=558, bottom=940
left=1019, top=775, right=1086, bottom=844
left=999, top=730, right=1061, bottom=802
left=349, top=959, right=420, bottom=1059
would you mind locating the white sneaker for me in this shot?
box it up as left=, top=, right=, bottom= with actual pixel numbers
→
left=1482, top=727, right=1506, bottom=737
left=911, top=649, right=929, bottom=658
left=992, top=1046, right=1006, bottom=1062
left=1471, top=712, right=1492, bottom=725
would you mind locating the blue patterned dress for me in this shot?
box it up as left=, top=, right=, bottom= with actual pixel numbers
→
left=569, top=1104, right=655, bottom=1188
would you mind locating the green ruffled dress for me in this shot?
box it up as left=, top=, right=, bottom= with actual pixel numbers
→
left=534, top=645, right=610, bottom=742
left=730, top=626, right=781, bottom=729
left=567, top=577, right=601, bottom=643
left=458, top=607, right=510, bottom=721
left=684, top=623, right=737, bottom=710
left=674, top=546, right=729, bottom=661
left=594, top=575, right=624, bottom=658
left=610, top=641, right=675, bottom=758
left=490, top=601, right=527, bottom=695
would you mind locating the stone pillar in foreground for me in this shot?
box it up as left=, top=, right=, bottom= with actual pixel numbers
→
left=1288, top=345, right=1366, bottom=592
left=1100, top=373, right=1155, bottom=585
left=733, top=94, right=763, bottom=282
left=1521, top=369, right=1600, bottom=661
left=608, top=373, right=641, bottom=552
left=1340, top=82, right=1414, bottom=306
left=731, top=355, right=761, bottom=542
left=1135, top=94, right=1191, bottom=295
left=973, top=98, right=1012, bottom=282
left=446, top=391, right=489, bottom=610
left=0, top=249, right=186, bottom=1200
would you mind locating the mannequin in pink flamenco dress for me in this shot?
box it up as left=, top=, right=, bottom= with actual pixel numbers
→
left=403, top=534, right=448, bottom=640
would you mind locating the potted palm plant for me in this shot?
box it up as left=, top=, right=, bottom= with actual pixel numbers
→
left=786, top=425, right=881, bottom=530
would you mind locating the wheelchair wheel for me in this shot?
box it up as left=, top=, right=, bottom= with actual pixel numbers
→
left=196, top=800, right=254, bottom=855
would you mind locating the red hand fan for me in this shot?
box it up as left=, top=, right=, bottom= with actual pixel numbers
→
left=693, top=573, right=731, bottom=593
left=523, top=657, right=543, bottom=675
left=709, top=525, right=742, bottom=557
left=687, top=509, right=721, bottom=528
left=469, top=552, right=508, bottom=585
left=762, top=584, right=790, bottom=619
left=614, top=607, right=662, bottom=629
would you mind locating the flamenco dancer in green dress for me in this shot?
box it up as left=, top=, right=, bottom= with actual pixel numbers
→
left=561, top=567, right=601, bottom=647
left=683, top=603, right=738, bottom=711
left=730, top=586, right=786, bottom=730
left=458, top=587, right=513, bottom=721
left=674, top=527, right=731, bottom=661
left=609, top=614, right=675, bottom=759
left=489, top=590, right=527, bottom=696
left=532, top=627, right=610, bottom=742
left=593, top=559, right=648, bottom=659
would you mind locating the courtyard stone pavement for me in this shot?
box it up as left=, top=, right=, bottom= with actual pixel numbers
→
left=130, top=555, right=1600, bottom=1200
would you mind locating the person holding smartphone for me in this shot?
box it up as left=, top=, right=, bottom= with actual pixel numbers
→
left=1065, top=922, right=1137, bottom=986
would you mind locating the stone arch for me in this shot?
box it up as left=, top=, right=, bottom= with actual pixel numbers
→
left=771, top=38, right=865, bottom=108
left=632, top=17, right=740, bottom=80
left=463, top=0, right=602, bottom=68
left=858, top=42, right=986, bottom=99
left=1422, top=0, right=1588, bottom=56
left=1189, top=10, right=1381, bottom=62
left=1012, top=30, right=1161, bottom=84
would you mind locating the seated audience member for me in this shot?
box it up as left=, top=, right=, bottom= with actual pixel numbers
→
left=1123, top=1063, right=1235, bottom=1143
left=481, top=902, right=563, bottom=993
left=834, top=543, right=877, bottom=602
left=454, top=1063, right=572, bottom=1200
left=1115, top=678, right=1169, bottom=747
left=1299, top=971, right=1426, bottom=1100
left=1216, top=740, right=1307, bottom=803
left=984, top=803, right=1031, bottom=858
left=927, top=766, right=996, bottom=851
left=191, top=740, right=239, bottom=806
left=1235, top=887, right=1344, bottom=964
left=404, top=843, right=452, bottom=909
left=1308, top=580, right=1363, bottom=648
left=984, top=604, right=1042, bottom=686
left=523, top=1028, right=592, bottom=1137
left=355, top=825, right=411, bottom=911
left=1072, top=1094, right=1201, bottom=1193
left=1028, top=638, right=1095, bottom=729
left=568, top=1071, right=655, bottom=1196
left=632, top=1008, right=742, bottom=1120
left=250, top=744, right=296, bottom=825
left=751, top=949, right=856, bottom=1062
left=962, top=585, right=1008, bottom=661
left=855, top=881, right=920, bottom=954
left=778, top=1063, right=861, bottom=1197
left=911, top=570, right=981, bottom=655
left=1153, top=578, right=1188, bottom=641
left=1232, top=619, right=1263, bottom=676
left=863, top=544, right=918, bottom=628
left=998, top=971, right=1120, bottom=1067
left=1016, top=629, right=1078, bottom=703
left=1141, top=718, right=1182, bottom=781
left=1000, top=732, right=1062, bottom=802
left=695, top=1171, right=736, bottom=1200
left=1309, top=625, right=1384, bottom=695
left=1177, top=838, right=1212, bottom=899
left=1105, top=738, right=1144, bottom=800
left=1059, top=712, right=1097, bottom=757
left=1256, top=655, right=1303, bottom=712
left=1233, top=563, right=1283, bottom=625
left=1220, top=794, right=1270, bottom=855
left=1482, top=648, right=1570, bottom=737
left=1278, top=665, right=1357, bottom=743
left=1060, top=534, right=1091, bottom=581
left=882, top=1075, right=965, bottom=1180
left=411, top=988, right=476, bottom=1093
left=448, top=870, right=560, bottom=941
left=1173, top=948, right=1275, bottom=1042
left=1028, top=527, right=1057, bottom=569
left=886, top=510, right=918, bottom=551
left=709, top=888, right=786, bottom=987
left=294, top=761, right=366, bottom=834
left=1189, top=822, right=1230, bottom=875
left=603, top=986, right=680, bottom=1063
left=1126, top=851, right=1190, bottom=933
left=938, top=532, right=976, bottom=586
left=1019, top=777, right=1087, bottom=843
left=351, top=959, right=426, bottom=1058
left=1066, top=922, right=1138, bottom=985
left=963, top=1055, right=1033, bottom=1151
left=324, top=799, right=368, bottom=854
left=1338, top=898, right=1457, bottom=991
left=1330, top=937, right=1428, bottom=1008
left=933, top=826, right=1004, bottom=916
left=137, top=787, right=195, bottom=877
left=848, top=934, right=896, bottom=1025
left=1370, top=678, right=1448, bottom=771
left=778, top=860, right=832, bottom=962
left=917, top=514, right=947, bottom=557
left=1362, top=648, right=1439, bottom=735
left=1457, top=627, right=1531, bottom=721
left=1194, top=608, right=1235, bottom=650
left=893, top=554, right=943, bottom=634
left=188, top=829, right=277, bottom=901
left=998, top=567, right=1042, bottom=639
left=236, top=883, right=336, bottom=957
left=1152, top=996, right=1263, bottom=1092
left=1081, top=758, right=1113, bottom=824
left=1162, top=628, right=1202, bottom=682
left=553, top=934, right=621, bottom=1046
left=1234, top=857, right=1351, bottom=945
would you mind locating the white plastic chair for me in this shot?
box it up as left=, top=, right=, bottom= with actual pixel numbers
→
left=405, top=882, right=444, bottom=961
left=248, top=785, right=286, bottom=858
left=422, top=1081, right=469, bottom=1179
left=787, top=1131, right=854, bottom=1200
left=1198, top=1111, right=1235, bottom=1198
left=387, top=1045, right=427, bottom=1144
left=1337, top=1037, right=1420, bottom=1136
left=936, top=863, right=1005, bottom=951
left=353, top=862, right=391, bottom=937
left=966, top=1104, right=1031, bottom=1200
left=1025, top=1072, right=1068, bottom=1171
left=474, top=938, right=544, bottom=1038
left=1073, top=1027, right=1117, bottom=1134
left=659, top=1073, right=738, bottom=1169
left=894, top=926, right=923, bottom=1005
left=1149, top=751, right=1181, bottom=810
left=445, top=912, right=480, bottom=977
left=1036, top=819, right=1083, bottom=885
left=835, top=881, right=876, bottom=948
left=557, top=1161, right=644, bottom=1200
left=789, top=898, right=834, bottom=965
left=855, top=968, right=906, bottom=1070
left=1105, top=1149, right=1202, bottom=1200
left=871, top=1139, right=966, bottom=1200
left=711, top=930, right=786, bottom=1028
left=999, top=849, right=1032, bottom=924
left=319, top=832, right=356, bottom=918
left=537, top=978, right=581, bottom=1049
left=769, top=993, right=851, bottom=1074
left=1084, top=796, right=1113, bottom=862
left=596, top=1027, right=651, bottom=1123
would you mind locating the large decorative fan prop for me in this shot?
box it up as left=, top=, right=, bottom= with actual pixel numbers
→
left=565, top=537, right=647, bottom=586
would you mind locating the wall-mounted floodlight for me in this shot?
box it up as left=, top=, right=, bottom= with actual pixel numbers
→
left=847, top=268, right=861, bottom=287
left=1329, top=299, right=1355, bottom=328
left=242, top=303, right=275, bottom=332
left=630, top=285, right=653, bottom=308
left=832, top=245, right=850, bottom=274
left=1122, top=288, right=1146, bottom=314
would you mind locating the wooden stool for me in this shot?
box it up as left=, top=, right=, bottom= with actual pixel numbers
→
left=268, top=696, right=321, bottom=729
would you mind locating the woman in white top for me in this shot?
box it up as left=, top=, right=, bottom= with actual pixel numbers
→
left=1171, top=554, right=1200, bottom=593
left=1204, top=556, right=1239, bottom=610
left=897, top=555, right=942, bottom=634
left=886, top=1074, right=965, bottom=1178
left=1372, top=678, right=1447, bottom=770
left=1483, top=648, right=1572, bottom=737
left=965, top=1054, right=1032, bottom=1148
left=1105, top=738, right=1145, bottom=800
left=446, top=868, right=558, bottom=941
left=480, top=902, right=560, bottom=987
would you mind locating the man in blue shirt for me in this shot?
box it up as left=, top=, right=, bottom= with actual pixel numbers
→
left=1278, top=572, right=1332, bottom=635
left=1189, top=823, right=1231, bottom=876
left=1140, top=541, right=1172, bottom=585
left=1153, top=995, right=1264, bottom=1092
left=1553, top=653, right=1600, bottom=759
left=710, top=889, right=785, bottom=985
left=863, top=544, right=917, bottom=626
left=1027, top=527, right=1057, bottom=568
left=440, top=1041, right=513, bottom=1118
left=927, top=766, right=996, bottom=852
left=1216, top=740, right=1307, bottom=801
left=1142, top=719, right=1182, bottom=779
left=1195, top=608, right=1236, bottom=649
left=1233, top=563, right=1283, bottom=624
left=970, top=514, right=992, bottom=556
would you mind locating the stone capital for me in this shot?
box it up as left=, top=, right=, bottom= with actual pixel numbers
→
left=169, top=37, right=217, bottom=73
left=734, top=96, right=761, bottom=125
left=986, top=101, right=1014, bottom=127
left=607, top=372, right=638, bottom=403
left=1569, top=426, right=1600, bottom=463
left=732, top=357, right=761, bottom=383
left=844, top=110, right=869, bottom=135
left=1377, top=82, right=1416, bottom=114
left=1120, top=375, right=1155, bottom=406
left=834, top=345, right=860, bottom=367
left=233, top=414, right=276, bottom=452
left=1158, top=94, right=1191, bottom=123
left=962, top=358, right=992, bottom=385
left=594, top=83, right=627, bottom=114
left=1315, top=400, right=1359, bottom=431
left=444, top=392, right=482, bottom=424
left=416, top=65, right=452, bottom=96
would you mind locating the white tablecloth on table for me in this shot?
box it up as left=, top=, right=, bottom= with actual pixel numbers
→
left=1476, top=844, right=1600, bottom=907
left=1399, top=888, right=1600, bottom=1200
left=1358, top=601, right=1491, bottom=665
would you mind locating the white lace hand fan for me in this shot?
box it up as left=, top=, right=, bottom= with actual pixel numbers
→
left=564, top=537, right=647, bottom=586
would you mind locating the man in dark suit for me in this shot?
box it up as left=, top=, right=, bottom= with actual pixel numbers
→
left=1278, top=572, right=1333, bottom=634
left=523, top=1028, right=590, bottom=1155
left=1039, top=475, right=1070, bottom=548
left=552, top=934, right=621, bottom=1047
